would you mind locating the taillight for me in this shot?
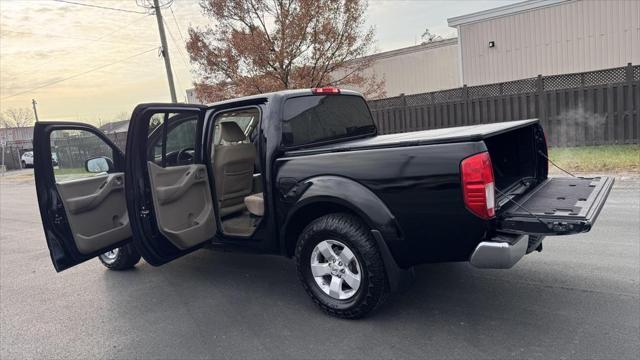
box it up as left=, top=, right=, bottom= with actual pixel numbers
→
left=311, top=86, right=340, bottom=95
left=461, top=151, right=495, bottom=219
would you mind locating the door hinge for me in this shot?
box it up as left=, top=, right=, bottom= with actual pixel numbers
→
left=53, top=213, right=64, bottom=225
left=140, top=206, right=150, bottom=218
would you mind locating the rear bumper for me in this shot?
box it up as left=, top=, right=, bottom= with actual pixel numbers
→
left=470, top=233, right=530, bottom=269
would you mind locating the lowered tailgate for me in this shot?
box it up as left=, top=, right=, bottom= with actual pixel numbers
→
left=499, top=176, right=614, bottom=235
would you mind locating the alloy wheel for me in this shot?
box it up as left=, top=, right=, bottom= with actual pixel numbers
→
left=310, top=240, right=362, bottom=300
left=99, top=248, right=119, bottom=265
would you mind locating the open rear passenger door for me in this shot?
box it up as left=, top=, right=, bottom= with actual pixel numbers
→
left=34, top=122, right=131, bottom=271
left=125, top=104, right=219, bottom=266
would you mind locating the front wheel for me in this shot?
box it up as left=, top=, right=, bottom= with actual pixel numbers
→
left=99, top=243, right=141, bottom=270
left=295, top=213, right=389, bottom=319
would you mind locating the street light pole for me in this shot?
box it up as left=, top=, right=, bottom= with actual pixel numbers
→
left=153, top=0, right=178, bottom=103
left=32, top=99, right=39, bottom=122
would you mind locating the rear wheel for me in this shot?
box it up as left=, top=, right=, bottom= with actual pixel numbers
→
left=99, top=243, right=141, bottom=270
left=295, top=213, right=389, bottom=319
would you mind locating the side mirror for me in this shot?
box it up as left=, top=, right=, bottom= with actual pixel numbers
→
left=84, top=157, right=114, bottom=173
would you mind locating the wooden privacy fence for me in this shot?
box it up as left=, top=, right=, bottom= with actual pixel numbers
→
left=367, top=64, right=640, bottom=147
left=1, top=145, right=23, bottom=171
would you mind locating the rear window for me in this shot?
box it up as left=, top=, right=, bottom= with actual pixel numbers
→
left=282, top=95, right=376, bottom=148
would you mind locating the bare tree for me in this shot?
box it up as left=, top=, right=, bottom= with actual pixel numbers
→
left=113, top=111, right=130, bottom=121
left=420, top=28, right=442, bottom=44
left=1, top=108, right=34, bottom=128
left=187, top=0, right=385, bottom=102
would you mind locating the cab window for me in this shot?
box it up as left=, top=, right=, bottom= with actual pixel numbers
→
left=282, top=95, right=375, bottom=148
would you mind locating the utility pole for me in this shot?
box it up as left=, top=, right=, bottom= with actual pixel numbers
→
left=153, top=0, right=177, bottom=103
left=32, top=99, right=39, bottom=122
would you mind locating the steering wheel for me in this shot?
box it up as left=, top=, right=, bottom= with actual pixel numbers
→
left=176, top=147, right=194, bottom=165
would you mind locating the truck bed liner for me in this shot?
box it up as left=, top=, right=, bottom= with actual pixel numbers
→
left=510, top=177, right=597, bottom=216
left=499, top=176, right=614, bottom=235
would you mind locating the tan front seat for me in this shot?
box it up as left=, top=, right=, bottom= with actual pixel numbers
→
left=213, top=122, right=256, bottom=217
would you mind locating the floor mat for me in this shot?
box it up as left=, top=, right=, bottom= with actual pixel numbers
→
left=222, top=211, right=257, bottom=236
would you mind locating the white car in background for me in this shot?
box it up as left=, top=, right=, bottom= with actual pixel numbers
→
left=21, top=151, right=58, bottom=168
left=20, top=151, right=34, bottom=168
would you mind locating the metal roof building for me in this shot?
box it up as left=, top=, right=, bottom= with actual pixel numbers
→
left=448, top=0, right=640, bottom=86
left=337, top=38, right=461, bottom=97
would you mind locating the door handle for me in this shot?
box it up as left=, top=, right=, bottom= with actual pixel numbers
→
left=65, top=174, right=123, bottom=214
left=155, top=166, right=206, bottom=205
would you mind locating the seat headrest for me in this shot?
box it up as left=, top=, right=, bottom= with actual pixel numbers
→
left=220, top=122, right=246, bottom=142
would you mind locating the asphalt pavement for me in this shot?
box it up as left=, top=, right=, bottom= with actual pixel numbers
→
left=1, top=170, right=638, bottom=359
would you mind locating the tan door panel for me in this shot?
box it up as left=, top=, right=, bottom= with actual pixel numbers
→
left=147, top=162, right=217, bottom=249
left=56, top=173, right=131, bottom=254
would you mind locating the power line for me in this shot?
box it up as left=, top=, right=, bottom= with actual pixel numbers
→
left=135, top=0, right=174, bottom=10
left=169, top=6, right=187, bottom=44
left=51, top=0, right=148, bottom=15
left=83, top=13, right=152, bottom=44
left=1, top=47, right=159, bottom=101
left=163, top=18, right=190, bottom=70
left=162, top=17, right=193, bottom=99
left=169, top=57, right=184, bottom=96
left=159, top=19, right=185, bottom=93
left=167, top=5, right=194, bottom=98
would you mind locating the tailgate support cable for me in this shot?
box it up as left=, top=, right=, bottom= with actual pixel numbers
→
left=495, top=150, right=580, bottom=232
left=538, top=150, right=576, bottom=178
left=495, top=187, right=551, bottom=230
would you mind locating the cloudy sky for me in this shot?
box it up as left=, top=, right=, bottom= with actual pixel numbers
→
left=0, top=0, right=519, bottom=124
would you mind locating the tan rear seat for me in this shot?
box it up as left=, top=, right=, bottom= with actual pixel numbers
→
left=213, top=122, right=256, bottom=217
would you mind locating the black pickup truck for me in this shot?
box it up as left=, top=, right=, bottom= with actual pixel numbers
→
left=33, top=88, right=613, bottom=318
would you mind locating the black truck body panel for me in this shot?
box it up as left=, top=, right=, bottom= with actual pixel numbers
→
left=276, top=141, right=489, bottom=268
left=34, top=88, right=613, bottom=275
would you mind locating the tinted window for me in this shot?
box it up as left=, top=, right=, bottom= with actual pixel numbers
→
left=282, top=95, right=375, bottom=148
left=164, top=118, right=197, bottom=154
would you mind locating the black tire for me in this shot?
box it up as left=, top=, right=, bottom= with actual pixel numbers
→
left=295, top=213, right=389, bottom=319
left=99, top=243, right=141, bottom=270
left=21, top=161, right=27, bottom=169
